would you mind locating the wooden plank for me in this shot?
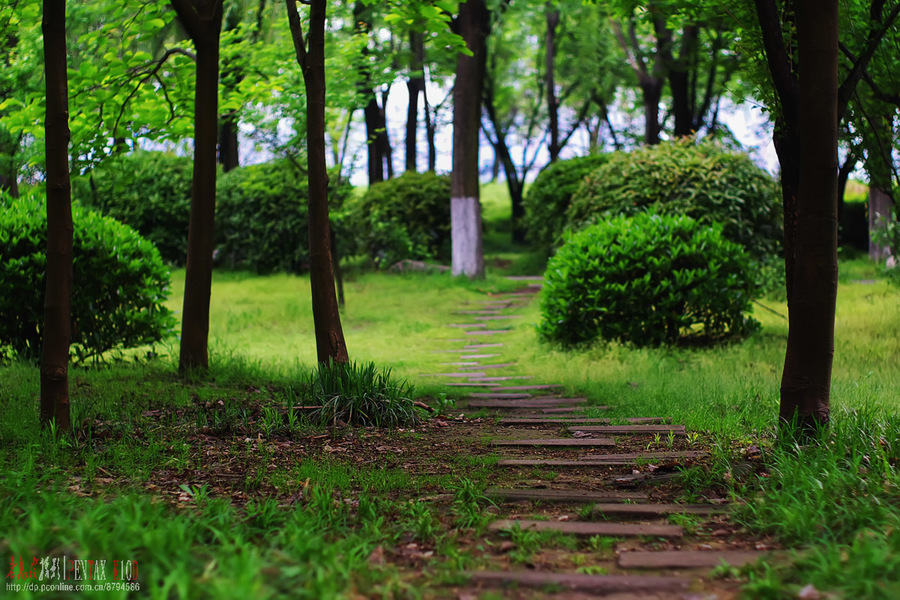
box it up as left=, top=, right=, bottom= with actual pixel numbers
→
left=445, top=382, right=500, bottom=387
left=473, top=315, right=521, bottom=321
left=468, top=376, right=533, bottom=382
left=568, top=425, right=687, bottom=435
left=469, top=392, right=533, bottom=399
left=476, top=301, right=513, bottom=305
left=489, top=520, right=682, bottom=538
left=420, top=372, right=487, bottom=378
left=467, top=398, right=587, bottom=408
left=497, top=451, right=707, bottom=466
left=454, top=310, right=506, bottom=315
left=486, top=488, right=648, bottom=503
left=448, top=323, right=487, bottom=328
left=465, top=330, right=510, bottom=335
left=459, top=354, right=500, bottom=359
left=593, top=503, right=727, bottom=517
left=467, top=571, right=688, bottom=594
left=498, top=417, right=668, bottom=425
left=491, top=384, right=563, bottom=391
left=441, top=362, right=479, bottom=366
left=578, top=451, right=707, bottom=461
left=459, top=363, right=517, bottom=370
left=618, top=550, right=764, bottom=570
left=464, top=343, right=504, bottom=349
left=498, top=459, right=630, bottom=467
left=490, top=438, right=616, bottom=447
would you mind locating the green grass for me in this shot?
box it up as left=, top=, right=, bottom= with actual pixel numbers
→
left=3, top=183, right=900, bottom=598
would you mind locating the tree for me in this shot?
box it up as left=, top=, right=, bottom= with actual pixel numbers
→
left=751, top=0, right=900, bottom=431
left=286, top=0, right=349, bottom=364
left=40, top=0, right=73, bottom=432
left=451, top=0, right=489, bottom=278
left=170, top=0, right=224, bottom=373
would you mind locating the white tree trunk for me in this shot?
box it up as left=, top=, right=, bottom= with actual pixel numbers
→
left=868, top=185, right=894, bottom=261
left=451, top=195, right=484, bottom=277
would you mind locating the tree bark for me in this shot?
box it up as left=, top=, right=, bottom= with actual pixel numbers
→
left=423, top=82, right=437, bottom=172
left=406, top=31, right=425, bottom=173
left=172, top=0, right=224, bottom=373
left=287, top=0, right=349, bottom=364
left=354, top=1, right=390, bottom=185
left=545, top=3, right=560, bottom=161
left=451, top=0, right=489, bottom=278
left=218, top=114, right=239, bottom=171
left=40, top=0, right=73, bottom=432
left=778, top=0, right=839, bottom=431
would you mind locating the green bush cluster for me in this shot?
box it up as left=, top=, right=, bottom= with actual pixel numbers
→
left=523, top=154, right=610, bottom=251
left=538, top=212, right=759, bottom=348
left=78, top=151, right=193, bottom=265
left=0, top=189, right=176, bottom=362
left=566, top=139, right=783, bottom=260
left=346, top=171, right=451, bottom=267
left=215, top=160, right=356, bottom=274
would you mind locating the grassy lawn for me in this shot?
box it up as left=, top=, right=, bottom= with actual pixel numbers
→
left=2, top=183, right=900, bottom=598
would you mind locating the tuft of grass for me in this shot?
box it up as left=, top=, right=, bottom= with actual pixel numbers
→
left=310, top=361, right=423, bottom=428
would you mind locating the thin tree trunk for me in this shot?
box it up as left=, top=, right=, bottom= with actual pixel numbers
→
left=287, top=0, right=349, bottom=363
left=545, top=3, right=560, bottom=161
left=778, top=0, right=839, bottom=431
left=172, top=0, right=224, bottom=372
left=641, top=78, right=664, bottom=146
left=406, top=31, right=424, bottom=173
left=837, top=151, right=856, bottom=224
left=423, top=81, right=437, bottom=172
left=218, top=114, right=239, bottom=171
left=451, top=0, right=488, bottom=278
left=869, top=185, right=894, bottom=260
left=40, top=0, right=73, bottom=432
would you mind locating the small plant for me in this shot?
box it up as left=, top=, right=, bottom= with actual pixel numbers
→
left=310, top=361, right=423, bottom=428
left=667, top=512, right=702, bottom=534
left=587, top=535, right=618, bottom=556
left=434, top=393, right=457, bottom=417
left=539, top=213, right=759, bottom=348
left=451, top=477, right=496, bottom=530
left=401, top=500, right=441, bottom=544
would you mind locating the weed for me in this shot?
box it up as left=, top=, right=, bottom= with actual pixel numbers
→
left=451, top=477, right=496, bottom=531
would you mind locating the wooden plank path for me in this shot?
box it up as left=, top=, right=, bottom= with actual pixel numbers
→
left=426, top=287, right=749, bottom=596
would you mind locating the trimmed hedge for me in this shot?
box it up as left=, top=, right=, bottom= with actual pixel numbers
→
left=523, top=154, right=610, bottom=251
left=566, top=139, right=782, bottom=260
left=0, top=189, right=176, bottom=362
left=347, top=171, right=451, bottom=267
left=539, top=212, right=759, bottom=348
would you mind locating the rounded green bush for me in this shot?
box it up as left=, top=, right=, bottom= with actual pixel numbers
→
left=566, top=139, right=782, bottom=260
left=77, top=151, right=193, bottom=265
left=523, top=154, right=610, bottom=251
left=0, top=189, right=176, bottom=362
left=538, top=212, right=759, bottom=348
left=347, top=171, right=451, bottom=267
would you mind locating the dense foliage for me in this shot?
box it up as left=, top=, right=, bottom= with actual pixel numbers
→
left=566, top=139, right=783, bottom=260
left=539, top=212, right=759, bottom=348
left=347, top=171, right=451, bottom=267
left=215, top=160, right=355, bottom=274
left=309, top=361, right=422, bottom=427
left=77, top=151, right=193, bottom=265
left=522, top=154, right=610, bottom=252
left=0, top=190, right=176, bottom=362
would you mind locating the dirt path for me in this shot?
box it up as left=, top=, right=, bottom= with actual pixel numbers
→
left=429, top=280, right=774, bottom=599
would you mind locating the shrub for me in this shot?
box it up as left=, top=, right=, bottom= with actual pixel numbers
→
left=523, top=154, right=610, bottom=251
left=538, top=212, right=759, bottom=348
left=0, top=189, right=176, bottom=362
left=347, top=171, right=451, bottom=267
left=566, top=139, right=782, bottom=260
left=309, top=361, right=422, bottom=427
left=77, top=151, right=193, bottom=265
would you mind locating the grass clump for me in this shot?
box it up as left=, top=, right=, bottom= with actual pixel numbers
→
left=310, top=361, right=422, bottom=428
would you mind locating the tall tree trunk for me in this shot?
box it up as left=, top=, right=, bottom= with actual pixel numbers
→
left=545, top=3, right=560, bottom=161
left=172, top=0, right=224, bottom=373
left=484, top=81, right=524, bottom=244
left=40, top=0, right=73, bottom=432
left=864, top=114, right=895, bottom=260
left=640, top=77, right=664, bottom=146
left=778, top=0, right=839, bottom=431
left=218, top=115, right=239, bottom=171
left=406, top=31, right=424, bottom=173
left=0, top=170, right=18, bottom=197
left=287, top=0, right=349, bottom=364
left=354, top=1, right=390, bottom=185
left=423, top=82, right=437, bottom=172
left=836, top=151, right=856, bottom=225
left=451, top=0, right=489, bottom=278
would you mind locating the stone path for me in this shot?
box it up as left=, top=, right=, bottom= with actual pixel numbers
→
left=426, top=278, right=771, bottom=598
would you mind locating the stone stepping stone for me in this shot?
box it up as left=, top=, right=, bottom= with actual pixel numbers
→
left=449, top=323, right=487, bottom=328
left=465, top=329, right=510, bottom=335
left=491, top=384, right=563, bottom=391
left=568, top=425, right=687, bottom=435
left=429, top=350, right=466, bottom=354
left=490, top=438, right=615, bottom=447
left=459, top=363, right=517, bottom=370
left=468, top=376, right=533, bottom=382
left=445, top=382, right=501, bottom=387
left=441, top=362, right=479, bottom=366
left=460, top=354, right=500, bottom=359
left=486, top=488, right=648, bottom=503
left=467, top=398, right=587, bottom=408
left=464, top=343, right=503, bottom=349
left=578, top=450, right=707, bottom=461
left=618, top=550, right=764, bottom=570
left=505, top=276, right=545, bottom=281
left=473, top=315, right=521, bottom=321
left=469, top=392, right=533, bottom=399
left=593, top=503, right=727, bottom=517
left=497, top=451, right=707, bottom=467
left=476, top=300, right=513, bottom=305
left=467, top=571, right=688, bottom=594
left=499, top=417, right=668, bottom=425
left=421, top=372, right=487, bottom=378
left=454, top=310, right=506, bottom=315
left=489, top=519, right=683, bottom=538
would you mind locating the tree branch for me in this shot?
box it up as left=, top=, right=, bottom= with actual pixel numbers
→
left=169, top=0, right=202, bottom=41
left=285, top=0, right=308, bottom=70
left=753, top=0, right=799, bottom=117
left=837, top=2, right=900, bottom=119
